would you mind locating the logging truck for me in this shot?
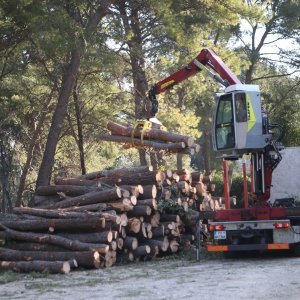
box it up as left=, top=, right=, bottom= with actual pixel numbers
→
left=148, top=48, right=300, bottom=255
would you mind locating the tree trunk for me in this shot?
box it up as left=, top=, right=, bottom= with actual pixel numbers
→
left=72, top=79, right=86, bottom=175
left=203, top=130, right=211, bottom=175
left=36, top=1, right=113, bottom=187
left=16, top=86, right=55, bottom=207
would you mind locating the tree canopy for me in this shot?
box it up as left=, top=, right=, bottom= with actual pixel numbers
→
left=0, top=0, right=299, bottom=209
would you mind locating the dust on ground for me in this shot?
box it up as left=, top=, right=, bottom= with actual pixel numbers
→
left=1, top=251, right=300, bottom=300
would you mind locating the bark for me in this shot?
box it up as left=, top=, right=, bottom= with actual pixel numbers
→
left=151, top=226, right=164, bottom=238
left=5, top=242, right=69, bottom=252
left=0, top=260, right=71, bottom=274
left=36, top=0, right=113, bottom=187
left=160, top=214, right=180, bottom=223
left=140, top=237, right=169, bottom=252
left=136, top=198, right=157, bottom=209
left=54, top=177, right=98, bottom=186
left=44, top=187, right=122, bottom=209
left=13, top=207, right=119, bottom=223
left=203, top=130, right=211, bottom=175
left=137, top=185, right=157, bottom=200
left=35, top=185, right=98, bottom=196
left=62, top=203, right=107, bottom=212
left=1, top=217, right=105, bottom=233
left=56, top=231, right=113, bottom=244
left=72, top=79, right=86, bottom=175
left=124, top=236, right=138, bottom=250
left=126, top=205, right=152, bottom=217
left=29, top=195, right=62, bottom=208
left=132, top=245, right=150, bottom=258
left=0, top=247, right=100, bottom=269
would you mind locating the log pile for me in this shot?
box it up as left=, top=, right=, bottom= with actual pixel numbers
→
left=98, top=121, right=200, bottom=155
left=0, top=166, right=220, bottom=273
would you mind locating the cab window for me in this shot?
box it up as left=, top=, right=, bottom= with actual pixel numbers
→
left=215, top=94, right=235, bottom=150
left=235, top=93, right=247, bottom=122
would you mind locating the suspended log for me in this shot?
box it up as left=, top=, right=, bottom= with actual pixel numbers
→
left=44, top=187, right=122, bottom=209
left=0, top=247, right=100, bottom=269
left=0, top=260, right=71, bottom=274
left=0, top=224, right=109, bottom=253
left=98, top=134, right=186, bottom=152
left=77, top=165, right=153, bottom=180
left=107, top=121, right=195, bottom=147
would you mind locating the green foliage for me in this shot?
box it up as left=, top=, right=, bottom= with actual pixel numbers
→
left=0, top=0, right=298, bottom=206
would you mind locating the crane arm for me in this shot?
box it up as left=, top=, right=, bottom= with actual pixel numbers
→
left=149, top=49, right=241, bottom=118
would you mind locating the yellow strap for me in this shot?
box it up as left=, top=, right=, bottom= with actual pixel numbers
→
left=131, top=120, right=152, bottom=147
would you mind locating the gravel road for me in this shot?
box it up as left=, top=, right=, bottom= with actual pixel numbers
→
left=1, top=252, right=300, bottom=300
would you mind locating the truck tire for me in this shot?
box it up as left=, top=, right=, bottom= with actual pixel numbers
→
left=292, top=243, right=300, bottom=257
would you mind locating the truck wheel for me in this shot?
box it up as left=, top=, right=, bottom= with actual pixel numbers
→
left=223, top=251, right=236, bottom=259
left=292, top=243, right=300, bottom=257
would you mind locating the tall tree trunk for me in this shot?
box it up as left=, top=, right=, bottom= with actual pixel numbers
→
left=15, top=86, right=55, bottom=207
left=203, top=130, right=211, bottom=175
left=72, top=79, right=86, bottom=175
left=36, top=1, right=113, bottom=187
left=118, top=1, right=150, bottom=166
left=0, top=143, right=13, bottom=213
left=36, top=48, right=83, bottom=188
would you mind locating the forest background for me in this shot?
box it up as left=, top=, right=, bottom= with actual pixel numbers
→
left=0, top=0, right=299, bottom=210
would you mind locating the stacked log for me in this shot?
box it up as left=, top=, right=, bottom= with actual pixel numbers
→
left=0, top=166, right=220, bottom=273
left=97, top=121, right=200, bottom=155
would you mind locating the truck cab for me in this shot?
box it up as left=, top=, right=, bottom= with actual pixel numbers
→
left=212, top=84, right=271, bottom=159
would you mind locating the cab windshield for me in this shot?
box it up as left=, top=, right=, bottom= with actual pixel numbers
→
left=215, top=94, right=235, bottom=150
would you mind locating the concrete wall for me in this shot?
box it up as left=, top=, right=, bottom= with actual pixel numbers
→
left=270, top=147, right=300, bottom=202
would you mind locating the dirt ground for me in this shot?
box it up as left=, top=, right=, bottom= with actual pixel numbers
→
left=1, top=251, right=300, bottom=300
